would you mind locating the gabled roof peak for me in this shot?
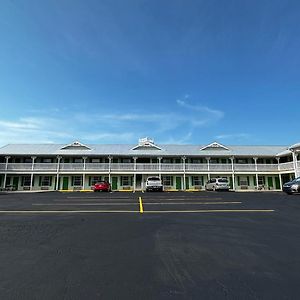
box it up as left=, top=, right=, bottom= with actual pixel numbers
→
left=60, top=141, right=91, bottom=150
left=131, top=137, right=162, bottom=150
left=200, top=141, right=229, bottom=151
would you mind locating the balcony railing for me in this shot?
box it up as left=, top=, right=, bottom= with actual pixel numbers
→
left=0, top=162, right=298, bottom=173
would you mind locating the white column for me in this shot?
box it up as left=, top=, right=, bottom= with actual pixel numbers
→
left=158, top=157, right=162, bottom=179
left=230, top=157, right=235, bottom=191
left=276, top=157, right=282, bottom=190
left=3, top=156, right=10, bottom=189
left=254, top=157, right=259, bottom=190
left=291, top=150, right=298, bottom=178
left=133, top=157, right=137, bottom=192
left=56, top=156, right=61, bottom=190
left=206, top=157, right=210, bottom=180
left=182, top=156, right=186, bottom=191
left=82, top=157, right=87, bottom=190
left=30, top=156, right=36, bottom=191
left=108, top=156, right=112, bottom=183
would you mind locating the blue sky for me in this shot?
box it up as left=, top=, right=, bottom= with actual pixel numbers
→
left=0, top=0, right=299, bottom=146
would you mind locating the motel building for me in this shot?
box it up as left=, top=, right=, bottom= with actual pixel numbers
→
left=0, top=138, right=299, bottom=192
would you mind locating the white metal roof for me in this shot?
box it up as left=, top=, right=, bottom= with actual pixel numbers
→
left=0, top=143, right=291, bottom=157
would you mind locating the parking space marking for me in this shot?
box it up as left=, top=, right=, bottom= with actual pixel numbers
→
left=66, top=196, right=131, bottom=199
left=143, top=201, right=241, bottom=205
left=0, top=209, right=275, bottom=214
left=144, top=209, right=275, bottom=213
left=141, top=198, right=223, bottom=201
left=139, top=197, right=144, bottom=213
left=33, top=203, right=138, bottom=206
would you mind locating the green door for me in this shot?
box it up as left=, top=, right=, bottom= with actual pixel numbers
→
left=13, top=177, right=19, bottom=190
left=267, top=177, right=273, bottom=189
left=62, top=177, right=69, bottom=190
left=275, top=176, right=280, bottom=189
left=176, top=177, right=182, bottom=190
left=185, top=177, right=189, bottom=189
left=112, top=177, right=118, bottom=190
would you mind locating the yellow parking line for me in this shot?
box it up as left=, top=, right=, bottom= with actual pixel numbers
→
left=139, top=197, right=144, bottom=213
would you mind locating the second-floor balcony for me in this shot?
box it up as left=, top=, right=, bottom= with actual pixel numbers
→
left=0, top=161, right=298, bottom=173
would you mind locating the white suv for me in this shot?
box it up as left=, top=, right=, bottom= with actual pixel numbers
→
left=205, top=178, right=230, bottom=191
left=145, top=177, right=163, bottom=192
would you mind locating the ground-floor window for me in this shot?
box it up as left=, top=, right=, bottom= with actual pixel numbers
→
left=239, top=176, right=249, bottom=186
left=72, top=176, right=82, bottom=186
left=258, top=176, right=265, bottom=186
left=121, top=176, right=132, bottom=186
left=162, top=176, right=173, bottom=186
left=192, top=176, right=202, bottom=186
left=90, top=176, right=101, bottom=186
left=40, top=176, right=52, bottom=186
left=21, top=176, right=31, bottom=187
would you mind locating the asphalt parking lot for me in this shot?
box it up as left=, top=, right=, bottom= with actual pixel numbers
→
left=0, top=191, right=300, bottom=299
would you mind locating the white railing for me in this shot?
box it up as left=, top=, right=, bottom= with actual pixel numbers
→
left=161, top=163, right=183, bottom=171
left=85, top=163, right=109, bottom=171
left=7, top=163, right=32, bottom=170
left=110, top=163, right=134, bottom=171
left=60, top=163, right=84, bottom=170
left=210, top=163, right=232, bottom=171
left=278, top=162, right=294, bottom=171
left=0, top=162, right=297, bottom=172
left=186, top=164, right=208, bottom=171
left=136, top=163, right=159, bottom=171
left=34, top=163, right=57, bottom=171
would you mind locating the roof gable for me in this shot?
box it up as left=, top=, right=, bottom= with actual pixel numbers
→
left=200, top=142, right=229, bottom=151
left=60, top=141, right=91, bottom=151
left=131, top=137, right=162, bottom=151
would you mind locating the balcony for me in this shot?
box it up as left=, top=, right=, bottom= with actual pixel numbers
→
left=0, top=162, right=297, bottom=173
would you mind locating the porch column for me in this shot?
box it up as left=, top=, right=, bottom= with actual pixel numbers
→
left=182, top=156, right=186, bottom=191
left=230, top=157, right=235, bottom=191
left=276, top=157, right=283, bottom=190
left=158, top=157, right=162, bottom=179
left=82, top=157, right=87, bottom=190
left=291, top=150, right=298, bottom=178
left=3, top=156, right=10, bottom=189
left=133, top=157, right=137, bottom=192
left=253, top=157, right=259, bottom=190
left=108, top=156, right=112, bottom=184
left=206, top=157, right=210, bottom=180
left=30, top=156, right=36, bottom=191
left=55, top=156, right=61, bottom=190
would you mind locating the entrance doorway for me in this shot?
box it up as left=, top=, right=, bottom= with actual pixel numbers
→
left=136, top=174, right=143, bottom=190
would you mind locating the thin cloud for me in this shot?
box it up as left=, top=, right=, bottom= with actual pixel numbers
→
left=216, top=133, right=251, bottom=140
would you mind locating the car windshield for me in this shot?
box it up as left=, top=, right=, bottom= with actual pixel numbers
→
left=218, top=179, right=228, bottom=183
left=148, top=177, right=160, bottom=181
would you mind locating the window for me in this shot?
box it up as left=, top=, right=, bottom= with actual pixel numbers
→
left=192, top=176, right=202, bottom=186
left=41, top=176, right=52, bottom=186
left=42, top=158, right=52, bottom=163
left=162, top=176, right=173, bottom=186
left=239, top=176, right=248, bottom=186
left=74, top=158, right=83, bottom=163
left=90, top=176, right=101, bottom=186
left=121, top=176, right=132, bottom=186
left=91, top=158, right=101, bottom=163
left=162, top=159, right=171, bottom=163
left=21, top=176, right=31, bottom=187
left=122, top=158, right=131, bottom=163
left=258, top=176, right=265, bottom=185
left=72, top=176, right=82, bottom=186
left=24, top=158, right=32, bottom=163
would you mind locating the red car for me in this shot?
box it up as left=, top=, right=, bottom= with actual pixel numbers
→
left=92, top=181, right=111, bottom=192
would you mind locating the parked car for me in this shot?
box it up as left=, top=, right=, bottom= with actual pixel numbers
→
left=92, top=181, right=111, bottom=192
left=205, top=178, right=230, bottom=191
left=145, top=176, right=163, bottom=192
left=282, top=177, right=300, bottom=195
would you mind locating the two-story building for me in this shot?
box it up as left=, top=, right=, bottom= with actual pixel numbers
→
left=0, top=138, right=299, bottom=192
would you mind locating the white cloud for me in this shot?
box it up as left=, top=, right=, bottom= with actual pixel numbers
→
left=215, top=133, right=251, bottom=140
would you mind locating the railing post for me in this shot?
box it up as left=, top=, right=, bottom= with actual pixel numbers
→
left=56, top=156, right=61, bottom=190
left=30, top=156, right=36, bottom=191
left=3, top=156, right=10, bottom=189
